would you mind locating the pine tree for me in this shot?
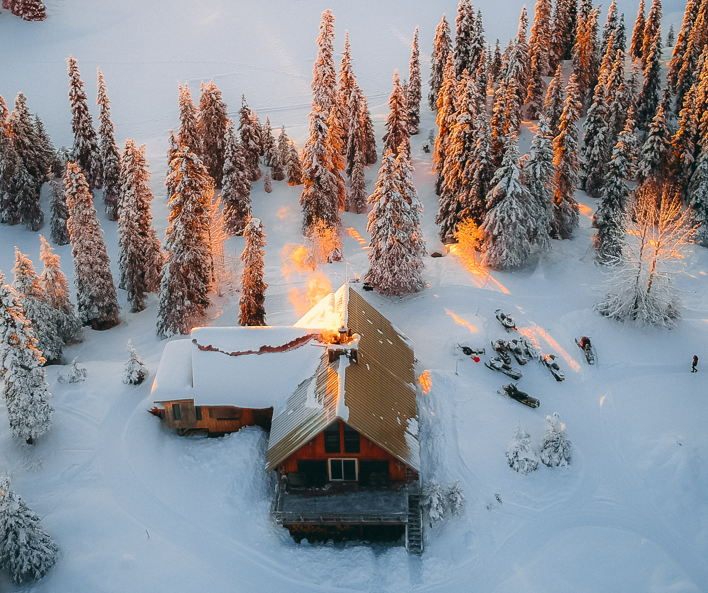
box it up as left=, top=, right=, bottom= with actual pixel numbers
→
left=572, top=7, right=601, bottom=107
left=522, top=116, right=555, bottom=251
left=433, top=54, right=457, bottom=189
left=544, top=65, right=565, bottom=138
left=18, top=0, right=47, bottom=21
left=66, top=56, right=101, bottom=190
left=481, top=136, right=534, bottom=270
left=96, top=68, right=121, bottom=221
left=177, top=82, right=201, bottom=155
left=636, top=103, right=671, bottom=186
left=526, top=0, right=553, bottom=118
left=261, top=115, right=276, bottom=168
left=552, top=74, right=582, bottom=240
left=671, top=83, right=700, bottom=196
left=407, top=27, right=422, bottom=135
left=675, top=2, right=708, bottom=116
left=490, top=78, right=509, bottom=167
left=582, top=80, right=612, bottom=198
left=688, top=149, right=708, bottom=246
left=540, top=413, right=572, bottom=467
left=382, top=70, right=410, bottom=157
left=601, top=0, right=620, bottom=61
left=38, top=235, right=82, bottom=344
left=667, top=0, right=700, bottom=93
left=12, top=249, right=63, bottom=364
left=48, top=179, right=69, bottom=245
left=197, top=80, right=229, bottom=186
left=667, top=24, right=675, bottom=47
left=239, top=97, right=262, bottom=182
left=287, top=138, right=305, bottom=185
left=221, top=123, right=252, bottom=236
left=65, top=162, right=120, bottom=330
left=635, top=34, right=662, bottom=131
left=58, top=358, right=87, bottom=384
left=506, top=426, right=539, bottom=474
left=0, top=272, right=53, bottom=444
left=32, top=115, right=55, bottom=183
left=467, top=112, right=495, bottom=226
left=0, top=476, right=58, bottom=585
left=263, top=171, right=273, bottom=194
left=360, top=92, right=378, bottom=166
left=123, top=339, right=148, bottom=385
left=641, top=0, right=663, bottom=71
left=510, top=6, right=531, bottom=101
left=118, top=140, right=163, bottom=312
left=336, top=31, right=357, bottom=154
left=345, top=89, right=367, bottom=214
left=157, top=148, right=213, bottom=338
left=429, top=14, right=452, bottom=110
left=164, top=129, right=179, bottom=201
left=312, top=9, right=337, bottom=119
left=490, top=39, right=503, bottom=86
left=630, top=0, right=646, bottom=60
left=454, top=0, right=476, bottom=79
left=239, top=218, right=267, bottom=326
left=270, top=135, right=286, bottom=182
left=326, top=105, right=347, bottom=212
left=550, top=0, right=579, bottom=69
left=606, top=48, right=628, bottom=137
left=366, top=149, right=425, bottom=296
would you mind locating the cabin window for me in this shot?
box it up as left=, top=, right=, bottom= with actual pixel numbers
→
left=329, top=458, right=358, bottom=481
left=172, top=403, right=181, bottom=421
left=324, top=423, right=341, bottom=453
left=343, top=423, right=360, bottom=453
left=195, top=406, right=202, bottom=421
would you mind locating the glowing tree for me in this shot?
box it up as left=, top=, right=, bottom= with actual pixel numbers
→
left=630, top=0, right=646, bottom=60
left=635, top=30, right=662, bottom=130
left=198, top=80, right=229, bottom=187
left=641, top=0, right=662, bottom=71
left=97, top=68, right=121, bottom=220
left=674, top=3, right=707, bottom=116
left=433, top=53, right=456, bottom=191
left=544, top=65, right=565, bottom=138
left=429, top=14, right=452, bottom=110
left=239, top=218, right=267, bottom=327
left=601, top=0, right=620, bottom=61
left=667, top=0, right=700, bottom=93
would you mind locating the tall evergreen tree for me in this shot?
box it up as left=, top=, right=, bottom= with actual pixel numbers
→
left=667, top=0, right=700, bottom=93
left=65, top=162, right=120, bottom=330
left=239, top=218, right=267, bottom=327
left=544, top=65, right=565, bottom=138
left=489, top=39, right=503, bottom=86
left=433, top=54, right=457, bottom=189
left=407, top=27, right=422, bottom=135
left=636, top=103, right=671, bottom=186
left=96, top=68, right=121, bottom=221
left=671, top=83, right=700, bottom=195
left=66, top=56, right=101, bottom=190
left=0, top=271, right=53, bottom=444
left=582, top=76, right=612, bottom=197
left=164, top=129, right=179, bottom=201
left=157, top=148, right=213, bottom=338
left=467, top=112, right=495, bottom=225
left=641, top=0, right=662, bottom=71
left=674, top=1, right=708, bottom=115
left=601, top=0, right=620, bottom=60
left=667, top=24, right=675, bottom=47
left=197, top=80, right=229, bottom=186
left=382, top=70, right=410, bottom=157
left=688, top=148, right=708, bottom=246
left=526, top=0, right=553, bottom=118
left=552, top=73, right=582, bottom=240
left=550, top=0, right=578, bottom=69
left=118, top=140, right=163, bottom=312
left=454, top=0, right=476, bottom=79
left=490, top=78, right=509, bottom=166
left=261, top=117, right=276, bottom=168
left=345, top=89, right=367, bottom=214
left=336, top=31, right=356, bottom=154
left=606, top=48, right=628, bottom=137
left=48, top=179, right=70, bottom=245
left=470, top=9, right=487, bottom=78
left=177, top=82, right=201, bottom=155
left=312, top=9, right=337, bottom=119
left=222, top=121, right=252, bottom=235
left=360, top=91, right=378, bottom=166
left=429, top=14, right=452, bottom=110
left=635, top=34, right=662, bottom=130
left=239, top=97, right=262, bottom=182
left=522, top=116, right=555, bottom=251
left=630, top=0, right=646, bottom=60
left=572, top=7, right=601, bottom=106
left=32, top=115, right=54, bottom=184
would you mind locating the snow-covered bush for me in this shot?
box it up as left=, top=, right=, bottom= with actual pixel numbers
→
left=539, top=413, right=572, bottom=468
left=506, top=426, right=539, bottom=474
left=58, top=358, right=87, bottom=384
left=422, top=480, right=466, bottom=526
left=446, top=481, right=466, bottom=515
left=0, top=476, right=58, bottom=585
left=123, top=339, right=148, bottom=385
left=304, top=218, right=342, bottom=266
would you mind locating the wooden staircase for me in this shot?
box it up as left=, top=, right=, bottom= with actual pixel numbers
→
left=405, top=482, right=423, bottom=555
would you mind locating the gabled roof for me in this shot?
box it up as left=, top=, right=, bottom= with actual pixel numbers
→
left=266, top=285, right=420, bottom=472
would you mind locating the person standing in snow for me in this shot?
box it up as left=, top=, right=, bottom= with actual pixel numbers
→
left=691, top=355, right=698, bottom=373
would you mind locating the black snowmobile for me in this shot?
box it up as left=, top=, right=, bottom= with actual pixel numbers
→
left=498, top=383, right=540, bottom=408
left=459, top=345, right=486, bottom=357
left=491, top=339, right=512, bottom=364
left=506, top=338, right=529, bottom=365
left=575, top=337, right=595, bottom=365
left=541, top=354, right=565, bottom=381
left=485, top=356, right=523, bottom=380
left=495, top=309, right=516, bottom=332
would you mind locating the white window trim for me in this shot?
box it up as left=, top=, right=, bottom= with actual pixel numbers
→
left=328, top=458, right=359, bottom=481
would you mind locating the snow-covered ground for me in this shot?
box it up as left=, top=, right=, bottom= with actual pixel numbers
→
left=1, top=1, right=708, bottom=591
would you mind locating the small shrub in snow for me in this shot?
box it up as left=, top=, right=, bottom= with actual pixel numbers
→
left=263, top=172, right=272, bottom=194
left=0, top=476, right=58, bottom=585
left=539, top=412, right=572, bottom=468
left=123, top=339, right=148, bottom=385
left=446, top=481, right=466, bottom=515
left=58, top=358, right=87, bottom=384
left=422, top=481, right=446, bottom=526
left=506, top=426, right=539, bottom=474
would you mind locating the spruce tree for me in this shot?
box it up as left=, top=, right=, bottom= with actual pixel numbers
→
left=118, top=140, right=163, bottom=312
left=164, top=129, right=179, bottom=201
left=667, top=0, right=700, bottom=93
left=48, top=179, right=70, bottom=245
left=326, top=105, right=347, bottom=212
left=32, top=116, right=55, bottom=184
left=429, top=14, right=452, bottom=111
left=0, top=272, right=53, bottom=445
left=667, top=24, right=675, bottom=47
left=550, top=0, right=578, bottom=69
left=490, top=78, right=509, bottom=167
left=572, top=7, right=601, bottom=107
left=312, top=9, right=337, bottom=119
left=582, top=80, right=612, bottom=198
left=239, top=97, right=262, bottom=182
left=481, top=136, right=534, bottom=270
left=96, top=68, right=121, bottom=221
left=636, top=103, right=671, bottom=186
left=671, top=83, right=700, bottom=196
left=12, top=248, right=63, bottom=364
left=345, top=89, right=367, bottom=214
left=641, top=0, right=662, bottom=71
left=157, top=148, right=213, bottom=338
left=177, top=82, right=201, bottom=154
left=434, top=54, right=457, bottom=191
left=239, top=217, right=267, bottom=327
left=197, top=80, right=229, bottom=186
left=65, top=162, right=120, bottom=330
left=544, top=65, right=565, bottom=138
left=688, top=149, right=708, bottom=246
left=66, top=56, right=101, bottom=190
left=526, top=0, right=553, bottom=118
left=360, top=92, right=378, bottom=166
left=601, top=0, right=620, bottom=61
left=336, top=31, right=356, bottom=153
left=635, top=34, right=662, bottom=131
left=287, top=137, right=305, bottom=185
left=38, top=235, right=82, bottom=345
left=407, top=27, right=422, bottom=135
left=467, top=112, right=495, bottom=226
left=366, top=149, right=425, bottom=296
left=630, top=0, right=646, bottom=60
left=522, top=116, right=555, bottom=251
left=0, top=476, right=58, bottom=585
left=606, top=48, right=628, bottom=138
left=490, top=39, right=503, bottom=86
left=270, top=135, right=286, bottom=182
left=675, top=3, right=707, bottom=116
left=552, top=73, right=582, bottom=240
left=221, top=121, right=252, bottom=235
left=454, top=0, right=476, bottom=79
left=382, top=70, right=410, bottom=157
left=510, top=6, right=531, bottom=102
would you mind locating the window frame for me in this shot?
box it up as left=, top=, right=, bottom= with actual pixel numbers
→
left=172, top=403, right=181, bottom=421
left=328, top=458, right=358, bottom=481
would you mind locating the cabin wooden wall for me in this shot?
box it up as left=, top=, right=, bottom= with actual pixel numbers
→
left=161, top=400, right=272, bottom=435
left=279, top=420, right=409, bottom=481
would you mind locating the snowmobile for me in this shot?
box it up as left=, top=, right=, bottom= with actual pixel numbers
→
left=506, top=338, right=529, bottom=365
left=491, top=339, right=512, bottom=364
left=497, top=383, right=540, bottom=408
left=575, top=337, right=595, bottom=365
left=520, top=336, right=540, bottom=360
left=485, top=356, right=523, bottom=380
left=459, top=345, right=485, bottom=362
left=541, top=354, right=565, bottom=382
left=495, top=309, right=516, bottom=331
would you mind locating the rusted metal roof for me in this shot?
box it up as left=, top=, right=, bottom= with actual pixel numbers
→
left=266, top=285, right=420, bottom=472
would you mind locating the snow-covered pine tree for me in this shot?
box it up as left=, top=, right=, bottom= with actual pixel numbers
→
left=250, top=110, right=265, bottom=158
left=177, top=82, right=201, bottom=157
left=164, top=129, right=178, bottom=201
left=506, top=426, right=539, bottom=474
left=65, top=162, right=120, bottom=330
left=571, top=7, right=601, bottom=107
left=433, top=54, right=457, bottom=191
left=157, top=147, right=213, bottom=338
left=551, top=73, right=582, bottom=240
left=429, top=14, right=452, bottom=111
left=454, top=0, right=476, bottom=79
left=270, top=137, right=286, bottom=182
left=550, top=0, right=578, bottom=70
left=641, top=0, right=662, bottom=71
left=636, top=103, right=671, bottom=186
left=311, top=9, right=338, bottom=119
left=18, top=0, right=47, bottom=20
left=38, top=235, right=82, bottom=344
left=263, top=171, right=272, bottom=194
left=481, top=135, right=534, bottom=270
left=360, top=92, right=377, bottom=166
left=335, top=31, right=356, bottom=156
left=471, top=9, right=487, bottom=76
left=675, top=2, right=708, bottom=117
left=540, top=412, right=572, bottom=467
left=239, top=217, right=267, bottom=327
left=239, top=97, right=262, bottom=182
left=118, top=140, right=163, bottom=312
left=467, top=112, right=495, bottom=225
left=630, top=0, right=647, bottom=60
left=490, top=78, right=509, bottom=167
left=526, top=0, right=553, bottom=118
left=221, top=121, right=252, bottom=235
left=260, top=115, right=276, bottom=168
left=670, top=84, right=700, bottom=196
left=582, top=79, right=612, bottom=198
left=601, top=0, right=620, bottom=61
left=606, top=49, right=628, bottom=138
left=667, top=24, right=675, bottom=47
left=544, top=65, right=565, bottom=138
left=382, top=70, right=410, bottom=157
left=635, top=28, right=662, bottom=131
left=422, top=482, right=446, bottom=526
left=123, top=339, right=148, bottom=385
left=0, top=476, right=58, bottom=585
left=666, top=0, right=700, bottom=93
left=96, top=68, right=121, bottom=220
left=0, top=271, right=53, bottom=444
left=326, top=104, right=347, bottom=212
left=197, top=80, right=229, bottom=187
left=32, top=115, right=56, bottom=184
left=366, top=148, right=425, bottom=296
left=287, top=138, right=305, bottom=186
left=407, top=27, right=422, bottom=135
left=0, top=137, right=33, bottom=227
left=58, top=357, right=87, bottom=383
left=509, top=6, right=530, bottom=105
left=522, top=116, right=554, bottom=251
left=12, top=248, right=63, bottom=364
left=446, top=482, right=466, bottom=515
left=345, top=88, right=367, bottom=214
left=66, top=56, right=102, bottom=190
left=48, top=179, right=70, bottom=245
left=689, top=149, right=708, bottom=246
